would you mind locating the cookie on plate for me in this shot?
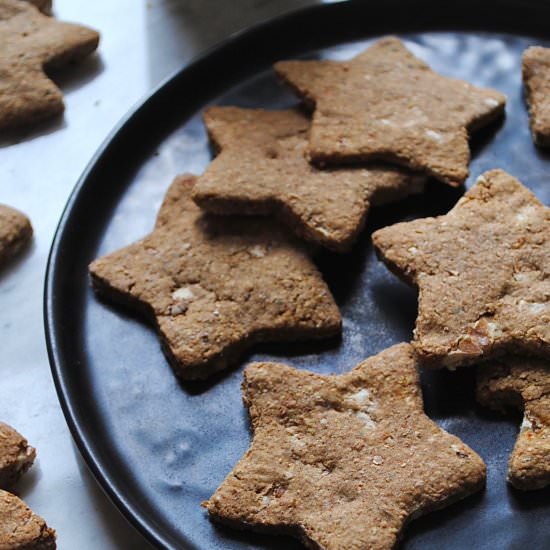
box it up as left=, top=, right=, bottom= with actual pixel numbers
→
left=204, top=343, right=486, bottom=549
left=477, top=356, right=550, bottom=490
left=0, top=0, right=100, bottom=130
left=90, top=174, right=341, bottom=380
left=0, top=489, right=56, bottom=549
left=275, top=36, right=506, bottom=185
left=372, top=169, right=550, bottom=369
left=0, top=204, right=33, bottom=268
left=0, top=423, right=36, bottom=489
left=523, top=46, right=550, bottom=147
left=192, top=107, right=425, bottom=252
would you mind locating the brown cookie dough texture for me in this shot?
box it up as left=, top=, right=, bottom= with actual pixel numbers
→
left=372, top=169, right=550, bottom=369
left=204, top=344, right=486, bottom=549
left=90, top=175, right=341, bottom=380
left=24, top=0, right=51, bottom=14
left=523, top=46, right=550, bottom=147
left=0, top=426, right=54, bottom=547
left=477, top=356, right=550, bottom=490
left=0, top=423, right=36, bottom=489
left=0, top=490, right=56, bottom=549
left=192, top=107, right=425, bottom=252
left=275, top=37, right=506, bottom=185
left=0, top=204, right=33, bottom=268
left=0, top=0, right=99, bottom=130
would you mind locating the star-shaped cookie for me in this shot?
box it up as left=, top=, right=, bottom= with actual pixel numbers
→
left=0, top=0, right=99, bottom=130
left=0, top=489, right=56, bottom=549
left=90, top=174, right=341, bottom=380
left=477, top=356, right=550, bottom=490
left=0, top=204, right=33, bottom=268
left=523, top=46, right=550, bottom=147
left=192, top=107, right=425, bottom=252
left=275, top=37, right=506, bottom=185
left=372, top=169, right=550, bottom=369
left=0, top=422, right=36, bottom=489
left=204, top=343, right=486, bottom=549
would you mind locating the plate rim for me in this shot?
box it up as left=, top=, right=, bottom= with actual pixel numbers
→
left=43, top=1, right=550, bottom=548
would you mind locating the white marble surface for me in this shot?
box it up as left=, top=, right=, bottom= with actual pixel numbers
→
left=0, top=1, right=323, bottom=547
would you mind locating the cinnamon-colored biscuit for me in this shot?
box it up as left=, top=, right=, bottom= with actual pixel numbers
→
left=0, top=205, right=33, bottom=268
left=192, top=107, right=425, bottom=252
left=0, top=423, right=36, bottom=489
left=477, top=356, right=550, bottom=490
left=523, top=46, right=550, bottom=147
left=0, top=490, right=56, bottom=549
left=0, top=0, right=99, bottom=130
left=275, top=37, right=505, bottom=185
left=25, top=0, right=51, bottom=14
left=372, top=169, right=550, bottom=369
left=90, top=174, right=341, bottom=380
left=204, top=344, right=486, bottom=549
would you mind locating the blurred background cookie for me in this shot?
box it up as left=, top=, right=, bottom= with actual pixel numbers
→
left=0, top=205, right=32, bottom=268
left=0, top=422, right=36, bottom=489
left=0, top=489, right=56, bottom=549
left=0, top=0, right=99, bottom=130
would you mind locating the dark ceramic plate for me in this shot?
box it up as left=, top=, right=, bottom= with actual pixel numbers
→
left=45, top=1, right=550, bottom=548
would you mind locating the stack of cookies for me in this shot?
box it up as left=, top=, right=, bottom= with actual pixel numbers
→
left=89, top=37, right=550, bottom=549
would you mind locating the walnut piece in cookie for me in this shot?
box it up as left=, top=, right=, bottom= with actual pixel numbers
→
left=0, top=205, right=33, bottom=268
left=89, top=174, right=341, bottom=380
left=477, top=356, right=550, bottom=490
left=0, top=0, right=99, bottom=130
left=0, top=489, right=56, bottom=549
left=523, top=46, right=550, bottom=147
left=204, top=343, right=486, bottom=550
left=373, top=169, right=550, bottom=369
left=0, top=423, right=36, bottom=489
left=275, top=36, right=505, bottom=185
left=192, top=106, right=425, bottom=252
